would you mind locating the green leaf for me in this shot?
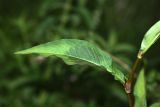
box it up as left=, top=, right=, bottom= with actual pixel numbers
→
left=15, top=39, right=126, bottom=83
left=134, top=69, right=147, bottom=107
left=150, top=102, right=160, bottom=107
left=138, top=21, right=160, bottom=59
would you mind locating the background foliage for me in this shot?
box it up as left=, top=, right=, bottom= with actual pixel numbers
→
left=0, top=0, right=160, bottom=107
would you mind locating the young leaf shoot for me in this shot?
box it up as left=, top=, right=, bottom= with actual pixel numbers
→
left=138, top=21, right=160, bottom=59
left=134, top=69, right=147, bottom=107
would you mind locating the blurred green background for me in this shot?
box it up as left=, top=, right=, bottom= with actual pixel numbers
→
left=0, top=0, right=160, bottom=107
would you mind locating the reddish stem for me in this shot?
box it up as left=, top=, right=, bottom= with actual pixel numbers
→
left=124, top=58, right=141, bottom=107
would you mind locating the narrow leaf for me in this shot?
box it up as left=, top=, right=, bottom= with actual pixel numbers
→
left=138, top=21, right=160, bottom=59
left=134, top=69, right=147, bottom=107
left=15, top=39, right=126, bottom=83
left=150, top=102, right=160, bottom=107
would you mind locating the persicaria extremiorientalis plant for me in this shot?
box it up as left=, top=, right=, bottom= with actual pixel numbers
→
left=15, top=21, right=160, bottom=107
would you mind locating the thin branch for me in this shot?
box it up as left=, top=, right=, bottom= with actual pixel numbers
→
left=127, top=93, right=133, bottom=107
left=105, top=51, right=131, bottom=72
left=129, top=58, right=141, bottom=83
left=111, top=55, right=131, bottom=72
left=124, top=58, right=141, bottom=107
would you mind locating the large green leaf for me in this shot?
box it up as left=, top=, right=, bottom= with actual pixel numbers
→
left=134, top=69, right=147, bottom=107
left=150, top=102, right=160, bottom=107
left=15, top=39, right=126, bottom=83
left=138, top=21, right=160, bottom=59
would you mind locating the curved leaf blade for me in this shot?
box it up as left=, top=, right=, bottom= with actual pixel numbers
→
left=15, top=39, right=126, bottom=83
left=134, top=69, right=147, bottom=107
left=138, top=21, right=160, bottom=59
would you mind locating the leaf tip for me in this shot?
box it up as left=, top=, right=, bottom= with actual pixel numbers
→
left=14, top=50, right=26, bottom=54
left=14, top=52, right=21, bottom=55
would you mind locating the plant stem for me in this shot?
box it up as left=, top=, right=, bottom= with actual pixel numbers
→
left=129, top=58, right=141, bottom=83
left=111, top=55, right=131, bottom=72
left=105, top=51, right=131, bottom=72
left=127, top=93, right=133, bottom=107
left=124, top=58, right=141, bottom=107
